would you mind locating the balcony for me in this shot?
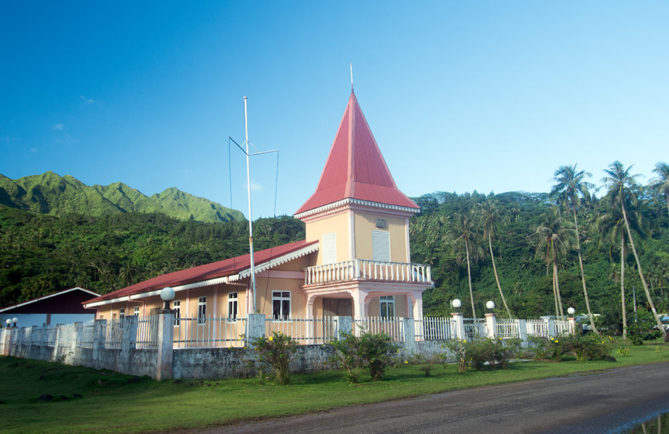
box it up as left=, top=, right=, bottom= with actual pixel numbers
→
left=305, top=259, right=431, bottom=286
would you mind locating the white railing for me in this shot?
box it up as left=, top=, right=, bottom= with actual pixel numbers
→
left=173, top=317, right=247, bottom=349
left=553, top=320, right=571, bottom=336
left=415, top=316, right=453, bottom=341
left=305, top=259, right=431, bottom=285
left=463, top=318, right=487, bottom=340
left=354, top=316, right=405, bottom=342
left=136, top=316, right=159, bottom=349
left=495, top=319, right=520, bottom=339
left=526, top=319, right=548, bottom=338
left=265, top=317, right=339, bottom=345
left=104, top=319, right=123, bottom=349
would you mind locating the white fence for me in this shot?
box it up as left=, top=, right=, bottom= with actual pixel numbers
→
left=305, top=259, right=431, bottom=285
left=495, top=319, right=520, bottom=339
left=526, top=319, right=548, bottom=338
left=173, top=317, right=247, bottom=349
left=354, top=316, right=405, bottom=342
left=416, top=317, right=453, bottom=341
left=464, top=318, right=487, bottom=340
left=266, top=317, right=339, bottom=344
left=553, top=320, right=571, bottom=336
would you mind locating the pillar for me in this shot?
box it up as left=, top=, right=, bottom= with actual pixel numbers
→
left=485, top=313, right=497, bottom=339
left=334, top=316, right=352, bottom=339
left=517, top=319, right=528, bottom=348
left=451, top=312, right=465, bottom=340
left=92, top=320, right=106, bottom=369
left=156, top=310, right=174, bottom=381
left=119, top=316, right=138, bottom=374
left=568, top=317, right=576, bottom=335
left=402, top=318, right=416, bottom=353
left=245, top=313, right=266, bottom=343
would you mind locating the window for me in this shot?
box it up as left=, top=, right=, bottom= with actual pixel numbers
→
left=119, top=308, right=125, bottom=320
left=372, top=230, right=391, bottom=262
left=322, top=232, right=336, bottom=264
left=228, top=292, right=238, bottom=320
left=272, top=291, right=291, bottom=320
left=172, top=300, right=181, bottom=326
left=380, top=296, right=395, bottom=318
left=198, top=297, right=207, bottom=325
left=134, top=306, right=140, bottom=316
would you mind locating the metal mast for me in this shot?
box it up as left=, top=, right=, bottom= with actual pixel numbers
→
left=243, top=96, right=257, bottom=313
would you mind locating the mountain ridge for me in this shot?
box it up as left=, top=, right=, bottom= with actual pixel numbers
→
left=0, top=171, right=244, bottom=223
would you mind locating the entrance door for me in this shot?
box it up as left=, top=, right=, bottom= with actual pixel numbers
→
left=322, top=298, right=353, bottom=317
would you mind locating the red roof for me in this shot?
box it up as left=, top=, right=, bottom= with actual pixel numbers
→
left=295, top=91, right=419, bottom=215
left=85, top=240, right=317, bottom=304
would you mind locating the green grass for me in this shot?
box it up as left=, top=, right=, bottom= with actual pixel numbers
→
left=1, top=340, right=668, bottom=433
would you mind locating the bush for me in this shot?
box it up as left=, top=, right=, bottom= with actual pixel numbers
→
left=530, top=334, right=615, bottom=362
left=444, top=338, right=520, bottom=372
left=251, top=332, right=297, bottom=385
left=408, top=353, right=445, bottom=376
left=331, top=332, right=398, bottom=381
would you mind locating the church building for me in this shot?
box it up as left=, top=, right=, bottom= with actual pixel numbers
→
left=84, top=91, right=432, bottom=323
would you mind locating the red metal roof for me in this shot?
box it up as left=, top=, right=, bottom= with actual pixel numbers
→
left=295, top=91, right=419, bottom=215
left=85, top=240, right=317, bottom=304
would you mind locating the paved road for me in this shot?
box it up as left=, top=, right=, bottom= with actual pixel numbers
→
left=203, top=362, right=669, bottom=434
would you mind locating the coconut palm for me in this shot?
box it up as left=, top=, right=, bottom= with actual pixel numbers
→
left=551, top=164, right=598, bottom=334
left=602, top=161, right=666, bottom=337
left=533, top=207, right=569, bottom=319
left=450, top=210, right=482, bottom=318
left=476, top=200, right=512, bottom=319
left=596, top=207, right=629, bottom=339
left=650, top=162, right=669, bottom=218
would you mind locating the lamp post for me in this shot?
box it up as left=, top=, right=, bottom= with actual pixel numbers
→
left=12, top=317, right=18, bottom=328
left=567, top=307, right=576, bottom=317
left=160, top=287, right=175, bottom=311
left=5, top=319, right=10, bottom=328
left=451, top=298, right=462, bottom=312
left=486, top=300, right=496, bottom=311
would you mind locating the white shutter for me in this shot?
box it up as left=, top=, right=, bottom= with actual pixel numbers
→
left=372, top=230, right=390, bottom=262
left=322, top=232, right=337, bottom=264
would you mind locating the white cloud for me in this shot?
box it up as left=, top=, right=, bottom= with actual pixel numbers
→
left=80, top=95, right=95, bottom=104
left=52, top=123, right=64, bottom=131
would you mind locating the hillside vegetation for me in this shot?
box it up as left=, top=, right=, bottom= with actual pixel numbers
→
left=1, top=162, right=667, bottom=334
left=0, top=171, right=244, bottom=223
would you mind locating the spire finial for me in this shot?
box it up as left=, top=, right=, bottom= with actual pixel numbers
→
left=350, top=62, right=354, bottom=92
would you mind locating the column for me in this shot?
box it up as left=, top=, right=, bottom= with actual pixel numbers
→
left=485, top=313, right=496, bottom=339
left=156, top=310, right=174, bottom=381
left=542, top=316, right=555, bottom=338
left=245, top=313, right=266, bottom=343
left=334, top=316, right=352, bottom=339
left=451, top=312, right=465, bottom=340
left=568, top=317, right=576, bottom=335
left=351, top=289, right=367, bottom=320
left=402, top=318, right=416, bottom=353
left=119, top=316, right=138, bottom=374
left=92, top=320, right=106, bottom=369
left=517, top=319, right=528, bottom=348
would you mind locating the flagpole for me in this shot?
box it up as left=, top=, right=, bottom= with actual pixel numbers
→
left=243, top=96, right=257, bottom=313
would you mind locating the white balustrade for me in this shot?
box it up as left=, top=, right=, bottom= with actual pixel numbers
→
left=305, top=259, right=431, bottom=285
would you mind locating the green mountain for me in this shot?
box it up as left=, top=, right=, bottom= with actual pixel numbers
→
left=0, top=172, right=244, bottom=223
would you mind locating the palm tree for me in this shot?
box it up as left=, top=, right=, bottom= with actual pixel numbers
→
left=551, top=164, right=598, bottom=334
left=596, top=207, right=628, bottom=339
left=650, top=162, right=669, bottom=218
left=450, top=210, right=481, bottom=318
left=476, top=200, right=512, bottom=319
left=602, top=161, right=666, bottom=337
left=533, top=207, right=568, bottom=319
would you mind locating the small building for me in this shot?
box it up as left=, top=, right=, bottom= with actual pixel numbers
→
left=84, top=91, right=432, bottom=324
left=0, top=287, right=100, bottom=328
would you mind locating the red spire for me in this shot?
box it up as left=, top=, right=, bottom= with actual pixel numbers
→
left=295, top=92, right=419, bottom=215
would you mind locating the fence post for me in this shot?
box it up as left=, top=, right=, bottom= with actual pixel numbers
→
left=1, top=327, right=8, bottom=356
left=245, top=313, right=266, bottom=344
left=402, top=318, right=416, bottom=353
left=92, top=320, right=106, bottom=369
left=542, top=316, right=555, bottom=338
left=119, top=316, right=138, bottom=374
left=71, top=322, right=83, bottom=363
left=517, top=319, right=528, bottom=347
left=156, top=310, right=174, bottom=381
left=334, top=316, right=352, bottom=339
left=485, top=313, right=497, bottom=339
left=568, top=317, right=576, bottom=335
left=451, top=312, right=465, bottom=340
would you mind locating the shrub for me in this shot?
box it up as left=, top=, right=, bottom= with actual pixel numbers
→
left=409, top=353, right=445, bottom=376
left=251, top=332, right=297, bottom=385
left=530, top=334, right=615, bottom=362
left=330, top=332, right=362, bottom=383
left=444, top=338, right=520, bottom=372
left=572, top=334, right=614, bottom=361
left=530, top=336, right=575, bottom=361
left=358, top=332, right=398, bottom=381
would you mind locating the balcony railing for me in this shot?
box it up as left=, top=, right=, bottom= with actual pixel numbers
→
left=305, top=259, right=431, bottom=285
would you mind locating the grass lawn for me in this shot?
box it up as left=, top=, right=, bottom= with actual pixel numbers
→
left=1, top=340, right=668, bottom=433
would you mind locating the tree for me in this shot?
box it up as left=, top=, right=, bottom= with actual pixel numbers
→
left=602, top=161, right=666, bottom=337
left=650, top=162, right=669, bottom=218
left=551, top=164, right=598, bottom=334
left=533, top=207, right=569, bottom=319
left=450, top=210, right=482, bottom=318
left=476, top=199, right=512, bottom=319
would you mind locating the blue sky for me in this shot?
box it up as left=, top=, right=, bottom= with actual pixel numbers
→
left=1, top=1, right=667, bottom=218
